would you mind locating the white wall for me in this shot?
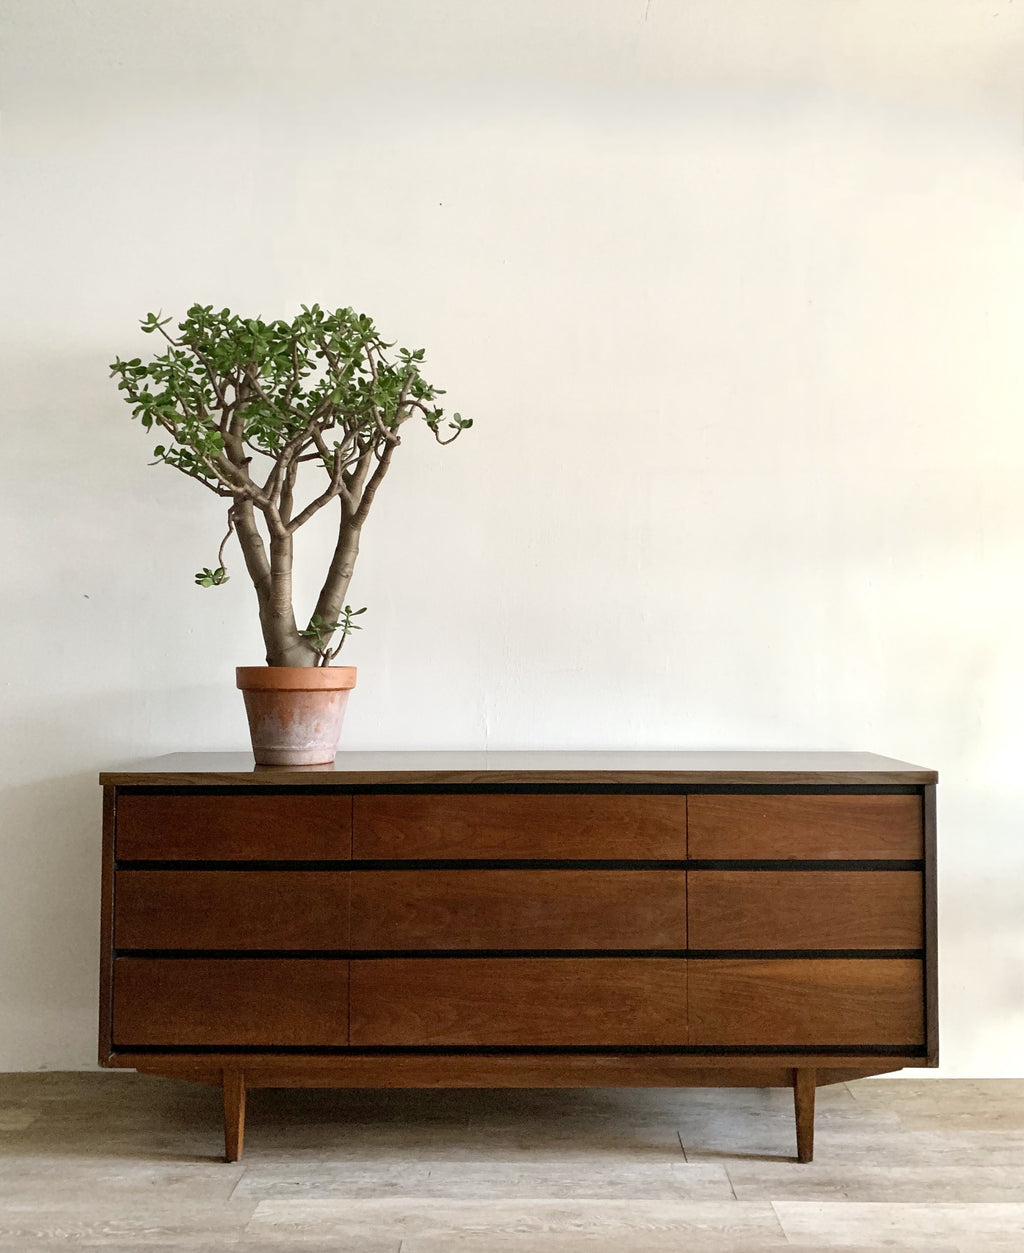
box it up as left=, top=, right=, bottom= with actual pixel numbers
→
left=1, top=0, right=1022, bottom=1075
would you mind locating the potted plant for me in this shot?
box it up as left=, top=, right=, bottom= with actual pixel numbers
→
left=110, top=304, right=471, bottom=765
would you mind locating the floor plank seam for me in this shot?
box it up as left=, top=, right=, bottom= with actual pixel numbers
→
left=766, top=1198, right=790, bottom=1242
left=225, top=1167, right=246, bottom=1203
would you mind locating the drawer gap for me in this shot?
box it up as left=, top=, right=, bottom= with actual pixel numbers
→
left=111, top=1042, right=930, bottom=1057
left=115, top=947, right=922, bottom=960
left=116, top=859, right=692, bottom=871
left=116, top=858, right=922, bottom=871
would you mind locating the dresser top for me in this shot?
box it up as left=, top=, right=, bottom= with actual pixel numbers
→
left=99, top=750, right=937, bottom=787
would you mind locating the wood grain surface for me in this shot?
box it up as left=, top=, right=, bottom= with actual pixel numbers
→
left=120, top=1052, right=914, bottom=1084
left=115, top=792, right=351, bottom=861
left=687, top=870, right=922, bottom=950
left=112, top=958, right=350, bottom=1046
left=99, top=748, right=938, bottom=786
left=350, top=869, right=687, bottom=950
left=114, top=870, right=351, bottom=950
left=98, top=788, right=116, bottom=1065
left=687, top=794, right=923, bottom=860
left=924, top=783, right=940, bottom=1064
left=688, top=958, right=924, bottom=1046
left=353, top=794, right=687, bottom=859
left=794, top=1067, right=816, bottom=1162
left=349, top=958, right=688, bottom=1046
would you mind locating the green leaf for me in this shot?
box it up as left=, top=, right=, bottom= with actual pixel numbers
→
left=114, top=305, right=470, bottom=564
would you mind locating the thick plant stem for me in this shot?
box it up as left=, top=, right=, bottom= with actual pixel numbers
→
left=233, top=502, right=316, bottom=666
left=311, top=518, right=363, bottom=634
left=263, top=531, right=315, bottom=667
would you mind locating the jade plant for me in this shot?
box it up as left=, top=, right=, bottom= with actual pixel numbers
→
left=110, top=305, right=470, bottom=666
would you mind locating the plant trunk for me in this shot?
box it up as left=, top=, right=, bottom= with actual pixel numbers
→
left=311, top=518, right=363, bottom=636
left=262, top=626, right=317, bottom=668
left=262, top=531, right=317, bottom=667
left=232, top=502, right=317, bottom=667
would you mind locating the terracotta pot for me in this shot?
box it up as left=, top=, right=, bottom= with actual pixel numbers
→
left=236, top=666, right=357, bottom=766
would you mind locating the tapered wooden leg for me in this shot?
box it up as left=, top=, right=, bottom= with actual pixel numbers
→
left=793, top=1067, right=815, bottom=1163
left=222, top=1068, right=246, bottom=1162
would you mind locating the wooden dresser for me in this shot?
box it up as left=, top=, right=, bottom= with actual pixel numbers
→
left=98, top=751, right=938, bottom=1162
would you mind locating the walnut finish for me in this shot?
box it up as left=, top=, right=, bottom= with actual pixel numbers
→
left=116, top=792, right=351, bottom=861
left=688, top=794, right=923, bottom=860
left=688, top=870, right=923, bottom=951
left=222, top=1068, right=245, bottom=1162
left=115, top=870, right=351, bottom=950
left=123, top=1051, right=918, bottom=1088
left=353, top=793, right=686, bottom=860
left=100, top=749, right=938, bottom=787
left=349, top=957, right=688, bottom=1047
left=112, top=958, right=350, bottom=1047
left=687, top=959, right=925, bottom=1047
left=98, top=752, right=938, bottom=1163
left=794, top=1067, right=816, bottom=1163
left=350, top=869, right=687, bottom=950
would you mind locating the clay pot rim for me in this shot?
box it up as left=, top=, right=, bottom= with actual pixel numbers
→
left=236, top=665, right=357, bottom=692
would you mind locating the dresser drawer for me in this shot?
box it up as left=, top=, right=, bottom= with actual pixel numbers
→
left=111, top=958, right=349, bottom=1046
left=687, top=794, right=922, bottom=860
left=353, top=794, right=686, bottom=859
left=350, top=870, right=686, bottom=950
left=688, top=871, right=922, bottom=950
left=116, top=792, right=351, bottom=861
left=688, top=958, right=924, bottom=1046
left=115, top=871, right=350, bottom=950
left=350, top=958, right=687, bottom=1045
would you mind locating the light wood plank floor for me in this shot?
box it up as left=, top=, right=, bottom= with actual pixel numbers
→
left=1, top=1074, right=1023, bottom=1250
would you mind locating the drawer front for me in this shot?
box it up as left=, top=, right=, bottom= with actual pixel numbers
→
left=112, top=958, right=349, bottom=1046
left=116, top=793, right=351, bottom=861
left=350, top=958, right=687, bottom=1045
left=115, top=871, right=350, bottom=950
left=688, top=958, right=924, bottom=1046
left=350, top=870, right=686, bottom=950
left=687, top=794, right=922, bottom=860
left=688, top=871, right=922, bottom=950
left=353, top=794, right=686, bottom=859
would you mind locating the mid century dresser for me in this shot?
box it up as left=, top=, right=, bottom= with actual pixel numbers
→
left=98, top=751, right=938, bottom=1162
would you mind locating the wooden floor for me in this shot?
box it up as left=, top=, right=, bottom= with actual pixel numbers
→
left=1, top=1074, right=1023, bottom=1251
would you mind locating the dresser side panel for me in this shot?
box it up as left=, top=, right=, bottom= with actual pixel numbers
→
left=98, top=786, right=117, bottom=1065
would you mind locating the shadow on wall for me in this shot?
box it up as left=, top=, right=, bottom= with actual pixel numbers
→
left=0, top=768, right=104, bottom=1069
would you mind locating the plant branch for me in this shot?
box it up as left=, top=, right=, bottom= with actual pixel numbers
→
left=352, top=437, right=397, bottom=526
left=431, top=425, right=465, bottom=446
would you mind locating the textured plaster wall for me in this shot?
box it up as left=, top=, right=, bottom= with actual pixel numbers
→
left=1, top=0, right=1022, bottom=1074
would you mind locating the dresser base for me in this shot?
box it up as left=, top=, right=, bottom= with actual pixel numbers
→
left=107, top=1052, right=920, bottom=1163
